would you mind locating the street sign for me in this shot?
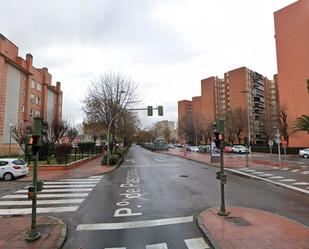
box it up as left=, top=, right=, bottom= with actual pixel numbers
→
left=268, top=140, right=273, bottom=147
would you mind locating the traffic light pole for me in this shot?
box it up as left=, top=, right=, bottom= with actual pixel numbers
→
left=26, top=152, right=40, bottom=241
left=218, top=142, right=229, bottom=216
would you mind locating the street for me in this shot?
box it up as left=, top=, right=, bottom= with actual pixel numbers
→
left=0, top=145, right=308, bottom=249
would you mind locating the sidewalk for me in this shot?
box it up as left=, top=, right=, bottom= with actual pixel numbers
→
left=199, top=206, right=309, bottom=249
left=1, top=154, right=118, bottom=248
left=165, top=150, right=309, bottom=248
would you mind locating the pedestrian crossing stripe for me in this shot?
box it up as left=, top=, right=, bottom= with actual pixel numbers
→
left=15, top=188, right=93, bottom=193
left=105, top=237, right=209, bottom=249
left=292, top=182, right=309, bottom=186
left=0, top=177, right=100, bottom=215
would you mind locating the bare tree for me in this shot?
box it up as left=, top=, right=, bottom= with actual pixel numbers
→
left=82, top=72, right=140, bottom=140
left=199, top=117, right=214, bottom=144
left=11, top=122, right=32, bottom=155
left=116, top=112, right=139, bottom=146
left=83, top=121, right=106, bottom=144
left=43, top=119, right=68, bottom=164
left=178, top=113, right=195, bottom=144
left=279, top=108, right=289, bottom=147
left=226, top=107, right=247, bottom=144
left=66, top=126, right=79, bottom=144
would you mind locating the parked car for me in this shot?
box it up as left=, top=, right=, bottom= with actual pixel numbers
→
left=0, top=158, right=29, bottom=181
left=299, top=148, right=309, bottom=159
left=198, top=145, right=211, bottom=153
left=223, top=146, right=233, bottom=153
left=232, top=145, right=248, bottom=154
left=168, top=143, right=175, bottom=149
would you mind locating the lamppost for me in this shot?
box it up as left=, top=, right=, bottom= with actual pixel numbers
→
left=8, top=123, right=14, bottom=157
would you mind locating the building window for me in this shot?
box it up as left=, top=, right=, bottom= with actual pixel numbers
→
left=30, top=109, right=33, bottom=116
left=31, top=80, right=35, bottom=89
left=20, top=105, right=25, bottom=112
left=36, top=97, right=41, bottom=106
left=36, top=83, right=41, bottom=91
left=30, top=94, right=35, bottom=104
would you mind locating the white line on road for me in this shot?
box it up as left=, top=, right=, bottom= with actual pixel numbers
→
left=280, top=168, right=290, bottom=171
left=259, top=174, right=273, bottom=177
left=250, top=171, right=265, bottom=175
left=2, top=193, right=89, bottom=199
left=301, top=171, right=309, bottom=174
left=76, top=216, right=193, bottom=231
left=279, top=179, right=296, bottom=182
left=25, top=184, right=96, bottom=189
left=0, top=199, right=84, bottom=206
left=0, top=206, right=79, bottom=215
left=43, top=181, right=99, bottom=185
left=146, top=243, right=168, bottom=249
left=16, top=188, right=93, bottom=193
left=88, top=176, right=103, bottom=179
left=185, top=238, right=210, bottom=249
left=292, top=182, right=309, bottom=186
left=290, top=169, right=301, bottom=173
left=268, top=176, right=284, bottom=179
left=60, top=179, right=101, bottom=181
left=227, top=169, right=309, bottom=195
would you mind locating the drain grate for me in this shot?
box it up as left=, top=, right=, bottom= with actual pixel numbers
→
left=179, top=175, right=189, bottom=178
left=225, top=217, right=252, bottom=226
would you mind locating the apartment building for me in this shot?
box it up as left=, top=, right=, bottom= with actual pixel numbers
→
left=178, top=66, right=279, bottom=145
left=0, top=34, right=62, bottom=155
left=155, top=120, right=177, bottom=142
left=274, top=0, right=309, bottom=147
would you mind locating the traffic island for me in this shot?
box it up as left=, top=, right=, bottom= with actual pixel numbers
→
left=198, top=206, right=309, bottom=249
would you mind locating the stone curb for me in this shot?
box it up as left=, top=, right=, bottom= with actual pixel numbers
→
left=47, top=216, right=67, bottom=249
left=197, top=209, right=221, bottom=249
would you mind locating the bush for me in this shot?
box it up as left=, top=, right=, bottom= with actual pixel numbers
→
left=110, top=154, right=120, bottom=165
left=54, top=144, right=72, bottom=164
left=77, top=142, right=95, bottom=152
left=38, top=143, right=51, bottom=161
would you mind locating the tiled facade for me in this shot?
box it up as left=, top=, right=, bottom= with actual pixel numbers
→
left=274, top=0, right=309, bottom=147
left=0, top=34, right=62, bottom=156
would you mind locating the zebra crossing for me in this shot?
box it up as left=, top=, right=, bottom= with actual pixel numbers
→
left=0, top=175, right=102, bottom=216
left=237, top=167, right=309, bottom=192
left=105, top=237, right=210, bottom=249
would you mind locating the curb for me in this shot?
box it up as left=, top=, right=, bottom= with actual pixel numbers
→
left=163, top=152, right=309, bottom=195
left=47, top=216, right=67, bottom=249
left=197, top=209, right=221, bottom=249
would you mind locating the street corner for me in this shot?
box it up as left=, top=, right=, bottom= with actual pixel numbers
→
left=0, top=215, right=67, bottom=249
left=198, top=206, right=309, bottom=249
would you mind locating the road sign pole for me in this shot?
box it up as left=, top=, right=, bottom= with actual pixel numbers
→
left=276, top=129, right=281, bottom=167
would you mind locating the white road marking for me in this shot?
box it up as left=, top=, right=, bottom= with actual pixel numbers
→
left=2, top=193, right=89, bottom=199
left=16, top=188, right=92, bottom=193
left=146, top=243, right=168, bottom=249
left=88, top=176, right=103, bottom=179
left=44, top=181, right=99, bottom=185
left=279, top=179, right=296, bottom=182
left=290, top=169, right=301, bottom=173
left=280, top=168, right=290, bottom=171
left=239, top=168, right=255, bottom=172
left=301, top=171, right=309, bottom=174
left=292, top=182, right=309, bottom=186
left=59, top=179, right=101, bottom=182
left=76, top=216, right=193, bottom=231
left=251, top=171, right=265, bottom=175
left=27, top=184, right=96, bottom=188
left=228, top=169, right=309, bottom=195
left=0, top=206, right=79, bottom=215
left=185, top=237, right=210, bottom=249
left=259, top=174, right=273, bottom=177
left=268, top=176, right=284, bottom=179
left=0, top=199, right=84, bottom=206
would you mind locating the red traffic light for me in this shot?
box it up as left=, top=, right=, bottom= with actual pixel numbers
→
left=31, top=135, right=40, bottom=146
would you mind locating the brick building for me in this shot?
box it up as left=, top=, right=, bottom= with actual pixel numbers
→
left=0, top=34, right=62, bottom=156
left=274, top=0, right=309, bottom=147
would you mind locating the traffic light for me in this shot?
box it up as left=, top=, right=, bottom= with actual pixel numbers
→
left=244, top=137, right=248, bottom=146
left=158, top=105, right=163, bottom=116
left=147, top=106, right=153, bottom=116
left=214, top=132, right=222, bottom=149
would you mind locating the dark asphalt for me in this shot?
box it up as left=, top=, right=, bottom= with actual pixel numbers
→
left=58, top=145, right=309, bottom=249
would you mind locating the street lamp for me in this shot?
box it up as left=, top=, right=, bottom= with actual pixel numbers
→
left=8, top=123, right=14, bottom=157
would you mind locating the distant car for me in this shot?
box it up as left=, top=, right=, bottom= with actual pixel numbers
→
left=232, top=145, right=248, bottom=154
left=190, top=146, right=199, bottom=152
left=0, top=158, right=29, bottom=181
left=168, top=144, right=175, bottom=149
left=175, top=143, right=182, bottom=148
left=224, top=146, right=233, bottom=153
left=299, top=148, right=309, bottom=159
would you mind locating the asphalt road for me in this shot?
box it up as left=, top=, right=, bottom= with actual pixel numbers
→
left=55, top=145, right=309, bottom=249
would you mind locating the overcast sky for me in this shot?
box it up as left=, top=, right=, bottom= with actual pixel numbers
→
left=0, top=0, right=295, bottom=128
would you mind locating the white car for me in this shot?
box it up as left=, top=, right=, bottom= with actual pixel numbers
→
left=0, top=158, right=29, bottom=181
left=299, top=148, right=309, bottom=159
left=190, top=146, right=200, bottom=152
left=232, top=145, right=248, bottom=154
